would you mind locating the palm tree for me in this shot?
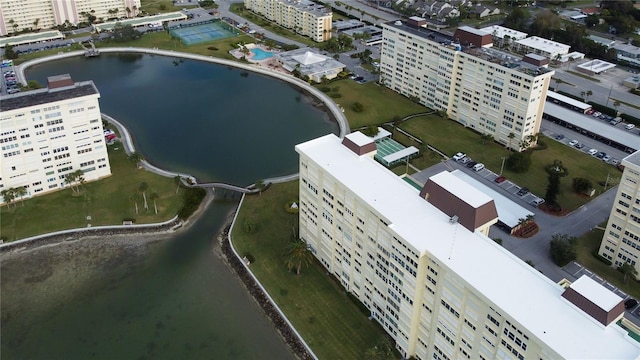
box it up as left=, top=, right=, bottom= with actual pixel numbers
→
left=507, top=132, right=516, bottom=151
left=580, top=91, right=586, bottom=101
left=619, top=262, right=638, bottom=283
left=149, top=192, right=159, bottom=214
left=613, top=101, right=621, bottom=116
left=14, top=186, right=27, bottom=206
left=284, top=239, right=313, bottom=275
left=1, top=188, right=16, bottom=208
left=64, top=169, right=85, bottom=195
left=554, top=78, right=563, bottom=91
left=128, top=152, right=143, bottom=168
left=130, top=192, right=140, bottom=214
left=585, top=90, right=593, bottom=102
left=33, top=18, right=40, bottom=31
left=138, top=182, right=149, bottom=210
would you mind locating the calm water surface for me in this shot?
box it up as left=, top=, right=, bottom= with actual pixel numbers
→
left=0, top=53, right=337, bottom=359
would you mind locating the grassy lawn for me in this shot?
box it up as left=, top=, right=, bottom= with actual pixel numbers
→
left=320, top=80, right=428, bottom=129
left=399, top=114, right=618, bottom=211
left=140, top=0, right=181, bottom=14
left=232, top=181, right=386, bottom=360
left=611, top=97, right=640, bottom=111
left=576, top=226, right=640, bottom=299
left=0, top=141, right=185, bottom=241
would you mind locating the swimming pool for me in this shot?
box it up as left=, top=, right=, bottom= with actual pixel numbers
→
left=251, top=48, right=274, bottom=61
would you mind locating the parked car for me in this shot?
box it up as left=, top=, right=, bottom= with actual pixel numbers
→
left=593, top=111, right=602, bottom=117
left=602, top=155, right=612, bottom=162
left=452, top=152, right=466, bottom=161
left=588, top=148, right=598, bottom=156
left=568, top=140, right=579, bottom=147
left=625, top=124, right=636, bottom=130
left=625, top=298, right=638, bottom=310
left=495, top=175, right=507, bottom=183
left=532, top=198, right=545, bottom=206
left=473, top=163, right=485, bottom=172
left=466, top=161, right=477, bottom=168
left=610, top=117, right=622, bottom=125
left=610, top=159, right=620, bottom=166
left=575, top=143, right=585, bottom=149
left=517, top=187, right=530, bottom=196
left=596, top=152, right=606, bottom=159
left=460, top=156, right=471, bottom=164
left=555, top=134, right=565, bottom=140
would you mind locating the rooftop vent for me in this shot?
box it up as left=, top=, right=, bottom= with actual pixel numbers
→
left=449, top=215, right=459, bottom=224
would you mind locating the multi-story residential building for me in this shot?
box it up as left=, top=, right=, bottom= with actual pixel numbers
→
left=598, top=150, right=640, bottom=277
left=0, top=0, right=141, bottom=36
left=0, top=74, right=111, bottom=203
left=296, top=132, right=640, bottom=360
left=244, top=0, right=332, bottom=42
left=380, top=19, right=554, bottom=150
left=613, top=43, right=640, bottom=68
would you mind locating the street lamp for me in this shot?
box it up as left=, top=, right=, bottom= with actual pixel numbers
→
left=500, top=156, right=506, bottom=176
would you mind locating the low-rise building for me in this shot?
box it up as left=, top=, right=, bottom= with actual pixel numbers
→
left=296, top=132, right=640, bottom=360
left=613, top=43, right=640, bottom=67
left=598, top=150, right=640, bottom=277
left=244, top=0, right=332, bottom=42
left=0, top=74, right=111, bottom=203
left=274, top=48, right=345, bottom=82
left=478, top=25, right=528, bottom=44
left=514, top=36, right=571, bottom=60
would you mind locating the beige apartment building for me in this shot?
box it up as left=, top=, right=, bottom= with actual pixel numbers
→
left=244, top=0, right=332, bottom=42
left=296, top=132, right=640, bottom=360
left=0, top=74, right=111, bottom=203
left=599, top=151, right=640, bottom=278
left=0, top=0, right=141, bottom=36
left=380, top=19, right=554, bottom=151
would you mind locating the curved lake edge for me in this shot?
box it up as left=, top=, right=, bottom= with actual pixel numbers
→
left=5, top=49, right=335, bottom=358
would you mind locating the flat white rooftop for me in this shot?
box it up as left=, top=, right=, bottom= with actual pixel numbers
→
left=296, top=133, right=640, bottom=359
left=516, top=36, right=571, bottom=53
left=570, top=276, right=623, bottom=312
left=546, top=90, right=591, bottom=111
left=450, top=170, right=533, bottom=228
left=578, top=59, right=616, bottom=74
left=429, top=171, right=493, bottom=209
left=478, top=25, right=528, bottom=40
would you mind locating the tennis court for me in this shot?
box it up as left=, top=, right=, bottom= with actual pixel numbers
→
left=375, top=138, right=419, bottom=167
left=170, top=22, right=237, bottom=45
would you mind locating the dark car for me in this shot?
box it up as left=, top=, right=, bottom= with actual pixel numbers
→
left=575, top=143, right=585, bottom=149
left=466, top=161, right=477, bottom=168
left=517, top=187, right=530, bottom=196
left=495, top=176, right=507, bottom=184
left=555, top=134, right=565, bottom=140
left=625, top=298, right=638, bottom=310
left=596, top=152, right=606, bottom=159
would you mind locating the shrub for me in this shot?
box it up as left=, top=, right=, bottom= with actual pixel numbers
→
left=587, top=102, right=617, bottom=117
left=352, top=102, right=364, bottom=112
left=505, top=152, right=532, bottom=173
left=572, top=177, right=593, bottom=194
left=319, top=86, right=331, bottom=93
left=207, top=46, right=219, bottom=51
left=329, top=93, right=342, bottom=98
left=243, top=219, right=256, bottom=233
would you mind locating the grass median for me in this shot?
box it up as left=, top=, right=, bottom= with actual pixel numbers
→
left=0, top=142, right=184, bottom=241
left=231, top=181, right=385, bottom=360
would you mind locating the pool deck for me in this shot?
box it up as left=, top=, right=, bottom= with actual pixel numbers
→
left=229, top=43, right=281, bottom=66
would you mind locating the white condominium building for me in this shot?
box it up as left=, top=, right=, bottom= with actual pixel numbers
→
left=380, top=19, right=554, bottom=151
left=599, top=151, right=640, bottom=277
left=0, top=74, right=111, bottom=203
left=0, top=0, right=141, bottom=36
left=296, top=132, right=640, bottom=360
left=514, top=37, right=571, bottom=60
left=244, top=0, right=332, bottom=42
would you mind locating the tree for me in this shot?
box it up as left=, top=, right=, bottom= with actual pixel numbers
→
left=613, top=101, right=621, bottom=116
left=480, top=133, right=493, bottom=145
left=580, top=91, right=586, bottom=102
left=619, top=262, right=638, bottom=283
left=545, top=160, right=568, bottom=209
left=572, top=177, right=593, bottom=194
left=138, top=182, right=149, bottom=210
left=505, top=152, right=531, bottom=173
left=4, top=44, right=18, bottom=60
left=364, top=337, right=394, bottom=360
left=149, top=192, right=159, bottom=214
left=549, top=233, right=577, bottom=266
left=1, top=188, right=17, bottom=208
left=111, top=23, right=141, bottom=42
left=254, top=179, right=266, bottom=195
left=529, top=10, right=561, bottom=38
left=352, top=102, right=364, bottom=112
left=585, top=90, right=593, bottom=102
left=554, top=78, right=563, bottom=91
left=64, top=169, right=85, bottom=195
left=284, top=239, right=313, bottom=275
left=130, top=192, right=140, bottom=214
left=128, top=152, right=142, bottom=167
left=361, top=125, right=379, bottom=137
left=507, top=132, right=516, bottom=150
left=33, top=18, right=40, bottom=31
left=502, top=7, right=530, bottom=32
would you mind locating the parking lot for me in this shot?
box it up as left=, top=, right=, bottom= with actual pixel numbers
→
left=452, top=154, right=545, bottom=208
left=1, top=60, right=20, bottom=95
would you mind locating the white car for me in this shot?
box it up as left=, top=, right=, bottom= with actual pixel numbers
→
left=602, top=155, right=612, bottom=162
left=452, top=152, right=466, bottom=161
left=588, top=148, right=598, bottom=156
left=625, top=124, right=636, bottom=130
left=568, top=140, right=579, bottom=147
